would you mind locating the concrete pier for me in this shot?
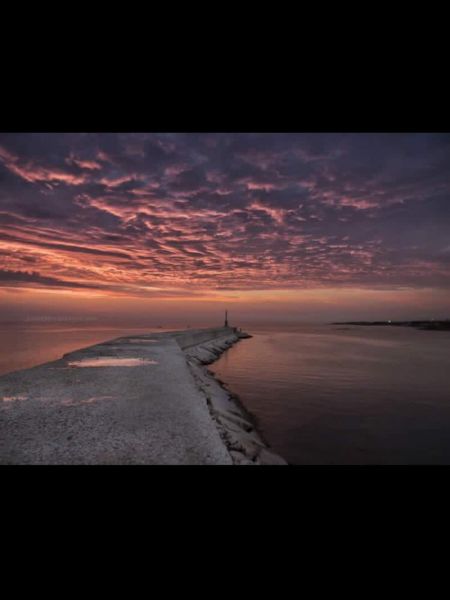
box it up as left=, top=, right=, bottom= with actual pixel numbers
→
left=0, top=326, right=286, bottom=465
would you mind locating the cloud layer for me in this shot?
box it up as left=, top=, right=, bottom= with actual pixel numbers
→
left=1, top=132, right=450, bottom=298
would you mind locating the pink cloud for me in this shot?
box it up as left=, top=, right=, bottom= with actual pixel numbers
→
left=0, top=146, right=87, bottom=185
left=66, top=156, right=102, bottom=170
left=248, top=200, right=286, bottom=225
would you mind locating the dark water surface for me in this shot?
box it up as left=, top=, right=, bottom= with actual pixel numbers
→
left=210, top=324, right=450, bottom=464
left=2, top=322, right=450, bottom=464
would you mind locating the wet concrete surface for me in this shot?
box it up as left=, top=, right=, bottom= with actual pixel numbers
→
left=0, top=329, right=234, bottom=464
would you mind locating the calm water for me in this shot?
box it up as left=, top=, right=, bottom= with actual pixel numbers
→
left=0, top=322, right=174, bottom=376
left=210, top=324, right=450, bottom=465
left=2, top=322, right=450, bottom=464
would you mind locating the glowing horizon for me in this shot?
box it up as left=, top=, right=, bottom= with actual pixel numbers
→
left=1, top=133, right=449, bottom=323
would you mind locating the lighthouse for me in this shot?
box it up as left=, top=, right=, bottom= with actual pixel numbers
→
left=224, top=310, right=228, bottom=327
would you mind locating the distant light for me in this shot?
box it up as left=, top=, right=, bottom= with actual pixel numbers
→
left=388, top=320, right=391, bottom=323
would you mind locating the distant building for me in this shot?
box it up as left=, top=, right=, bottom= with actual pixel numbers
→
left=225, top=310, right=228, bottom=327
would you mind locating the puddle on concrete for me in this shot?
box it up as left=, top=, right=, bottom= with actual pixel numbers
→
left=68, top=357, right=159, bottom=367
left=2, top=395, right=28, bottom=402
left=62, top=395, right=116, bottom=406
left=125, top=338, right=158, bottom=343
left=114, top=337, right=161, bottom=345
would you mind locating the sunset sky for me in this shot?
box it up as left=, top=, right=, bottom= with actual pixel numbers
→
left=1, top=132, right=449, bottom=324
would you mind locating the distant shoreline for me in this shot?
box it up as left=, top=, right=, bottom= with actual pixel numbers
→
left=332, top=320, right=450, bottom=331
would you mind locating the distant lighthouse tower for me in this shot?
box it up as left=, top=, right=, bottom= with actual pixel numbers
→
left=224, top=310, right=228, bottom=328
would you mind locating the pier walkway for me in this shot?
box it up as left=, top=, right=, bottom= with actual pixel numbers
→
left=0, top=328, right=237, bottom=464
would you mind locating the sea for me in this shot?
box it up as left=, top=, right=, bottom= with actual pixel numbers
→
left=210, top=323, right=450, bottom=465
left=2, top=321, right=450, bottom=464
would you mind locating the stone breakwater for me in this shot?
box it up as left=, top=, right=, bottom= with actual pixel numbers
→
left=181, top=330, right=287, bottom=465
left=0, top=326, right=286, bottom=465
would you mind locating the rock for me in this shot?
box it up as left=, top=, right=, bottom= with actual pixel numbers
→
left=229, top=450, right=255, bottom=465
left=257, top=448, right=288, bottom=465
left=213, top=409, right=254, bottom=432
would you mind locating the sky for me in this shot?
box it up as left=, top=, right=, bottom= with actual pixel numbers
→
left=0, top=132, right=449, bottom=324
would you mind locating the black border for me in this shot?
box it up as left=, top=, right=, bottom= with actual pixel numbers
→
left=2, top=84, right=450, bottom=524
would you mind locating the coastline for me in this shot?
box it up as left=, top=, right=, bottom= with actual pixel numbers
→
left=182, top=330, right=287, bottom=465
left=332, top=320, right=450, bottom=331
left=0, top=326, right=287, bottom=465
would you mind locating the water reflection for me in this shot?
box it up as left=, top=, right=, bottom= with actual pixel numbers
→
left=124, top=338, right=158, bottom=343
left=68, top=357, right=159, bottom=367
left=210, top=325, right=450, bottom=464
left=2, top=395, right=28, bottom=402
left=61, top=395, right=116, bottom=406
left=0, top=324, right=169, bottom=376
